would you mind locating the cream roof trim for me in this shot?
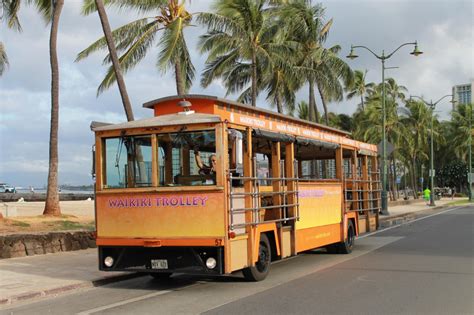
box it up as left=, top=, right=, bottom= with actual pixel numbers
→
left=91, top=113, right=221, bottom=132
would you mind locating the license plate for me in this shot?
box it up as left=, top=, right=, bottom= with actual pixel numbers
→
left=151, top=259, right=168, bottom=269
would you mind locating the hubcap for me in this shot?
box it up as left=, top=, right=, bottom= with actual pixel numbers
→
left=256, top=242, right=270, bottom=272
left=348, top=226, right=354, bottom=247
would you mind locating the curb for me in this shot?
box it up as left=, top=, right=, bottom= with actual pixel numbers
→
left=0, top=272, right=146, bottom=307
left=379, top=204, right=452, bottom=228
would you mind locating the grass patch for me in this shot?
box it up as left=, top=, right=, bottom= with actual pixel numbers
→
left=10, top=220, right=31, bottom=228
left=50, top=220, right=95, bottom=231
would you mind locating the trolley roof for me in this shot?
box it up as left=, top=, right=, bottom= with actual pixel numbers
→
left=92, top=94, right=377, bottom=154
left=144, top=94, right=350, bottom=136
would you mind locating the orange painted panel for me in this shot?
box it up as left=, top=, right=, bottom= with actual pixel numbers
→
left=152, top=99, right=216, bottom=116
left=296, top=223, right=342, bottom=253
left=96, top=191, right=225, bottom=238
left=96, top=238, right=221, bottom=247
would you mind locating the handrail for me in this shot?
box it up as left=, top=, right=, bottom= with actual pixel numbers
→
left=227, top=158, right=300, bottom=231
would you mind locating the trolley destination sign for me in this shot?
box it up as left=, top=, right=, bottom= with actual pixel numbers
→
left=107, top=195, right=209, bottom=208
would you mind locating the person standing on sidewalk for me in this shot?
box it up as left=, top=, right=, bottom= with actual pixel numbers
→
left=423, top=187, right=431, bottom=205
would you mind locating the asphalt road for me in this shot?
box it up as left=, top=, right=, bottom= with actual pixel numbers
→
left=2, top=205, right=473, bottom=315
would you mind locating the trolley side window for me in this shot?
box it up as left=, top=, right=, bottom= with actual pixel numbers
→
left=103, top=135, right=153, bottom=188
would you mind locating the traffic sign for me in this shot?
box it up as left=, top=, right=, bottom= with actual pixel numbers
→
left=377, top=140, right=395, bottom=157
left=468, top=173, right=474, bottom=183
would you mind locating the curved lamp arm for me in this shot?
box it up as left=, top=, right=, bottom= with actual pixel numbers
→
left=410, top=94, right=453, bottom=108
left=409, top=95, right=429, bottom=106
left=351, top=45, right=382, bottom=59
left=386, top=42, right=417, bottom=59
left=433, top=94, right=453, bottom=106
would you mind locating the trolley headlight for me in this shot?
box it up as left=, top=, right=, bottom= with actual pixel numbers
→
left=104, top=256, right=114, bottom=267
left=206, top=257, right=217, bottom=269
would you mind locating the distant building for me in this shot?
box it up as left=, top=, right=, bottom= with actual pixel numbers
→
left=452, top=79, right=474, bottom=110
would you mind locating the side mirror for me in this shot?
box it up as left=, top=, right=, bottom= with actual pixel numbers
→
left=236, top=137, right=243, bottom=165
left=228, top=129, right=243, bottom=170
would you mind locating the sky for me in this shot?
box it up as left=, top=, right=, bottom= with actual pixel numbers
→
left=0, top=0, right=473, bottom=188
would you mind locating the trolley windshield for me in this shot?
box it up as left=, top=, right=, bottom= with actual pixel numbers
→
left=103, top=130, right=217, bottom=188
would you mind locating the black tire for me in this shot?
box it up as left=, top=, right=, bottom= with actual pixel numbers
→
left=338, top=220, right=355, bottom=254
left=242, top=234, right=271, bottom=281
left=149, top=272, right=173, bottom=280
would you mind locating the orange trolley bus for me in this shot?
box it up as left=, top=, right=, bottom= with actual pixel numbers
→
left=91, top=95, right=381, bottom=281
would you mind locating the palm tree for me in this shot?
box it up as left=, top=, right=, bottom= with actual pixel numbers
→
left=77, top=0, right=194, bottom=96
left=198, top=0, right=282, bottom=107
left=399, top=99, right=433, bottom=198
left=384, top=77, right=407, bottom=103
left=279, top=1, right=352, bottom=124
left=28, top=0, right=65, bottom=216
left=451, top=103, right=473, bottom=161
left=314, top=45, right=353, bottom=125
left=278, top=0, right=326, bottom=122
left=1, top=0, right=64, bottom=215
left=262, top=56, right=299, bottom=114
left=296, top=100, right=309, bottom=120
left=354, top=83, right=407, bottom=200
left=345, top=69, right=375, bottom=111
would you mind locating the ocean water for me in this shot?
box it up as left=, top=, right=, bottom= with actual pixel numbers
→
left=15, top=189, right=93, bottom=195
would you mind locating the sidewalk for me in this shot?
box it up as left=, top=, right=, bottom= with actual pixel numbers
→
left=0, top=249, right=140, bottom=306
left=0, top=198, right=467, bottom=307
left=379, top=198, right=462, bottom=227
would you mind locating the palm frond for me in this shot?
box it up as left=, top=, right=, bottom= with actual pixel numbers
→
left=81, top=0, right=168, bottom=16
left=0, top=42, right=9, bottom=75
left=3, top=0, right=22, bottom=31
left=76, top=17, right=152, bottom=62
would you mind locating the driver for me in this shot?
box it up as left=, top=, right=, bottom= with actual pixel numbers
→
left=194, top=148, right=217, bottom=176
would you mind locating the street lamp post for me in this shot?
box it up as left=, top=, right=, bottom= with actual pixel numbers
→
left=469, top=103, right=473, bottom=202
left=347, top=42, right=422, bottom=215
left=410, top=94, right=453, bottom=206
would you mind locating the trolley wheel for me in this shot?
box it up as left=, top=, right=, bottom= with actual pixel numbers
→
left=338, top=220, right=355, bottom=254
left=149, top=272, right=173, bottom=280
left=242, top=234, right=271, bottom=281
left=326, top=220, right=355, bottom=254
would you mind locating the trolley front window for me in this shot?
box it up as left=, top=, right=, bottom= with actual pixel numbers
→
left=103, top=135, right=153, bottom=188
left=158, top=130, right=216, bottom=186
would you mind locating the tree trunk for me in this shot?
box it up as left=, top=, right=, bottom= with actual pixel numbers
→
left=360, top=95, right=365, bottom=111
left=411, top=157, right=418, bottom=199
left=317, top=84, right=329, bottom=125
left=95, top=0, right=134, bottom=121
left=251, top=50, right=257, bottom=107
left=43, top=0, right=64, bottom=216
left=276, top=94, right=283, bottom=114
left=175, top=58, right=185, bottom=96
left=308, top=79, right=320, bottom=123
left=391, top=155, right=397, bottom=201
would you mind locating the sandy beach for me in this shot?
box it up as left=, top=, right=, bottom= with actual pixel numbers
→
left=2, top=200, right=95, bottom=218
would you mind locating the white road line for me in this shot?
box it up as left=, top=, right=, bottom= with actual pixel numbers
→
left=76, top=290, right=172, bottom=315
left=358, top=205, right=465, bottom=239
